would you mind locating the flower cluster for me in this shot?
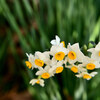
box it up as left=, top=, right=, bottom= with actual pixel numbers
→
left=25, top=35, right=100, bottom=87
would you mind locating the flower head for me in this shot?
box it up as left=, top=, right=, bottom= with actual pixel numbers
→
left=30, top=79, right=44, bottom=87
left=50, top=35, right=60, bottom=46
left=26, top=51, right=50, bottom=69
left=50, top=35, right=65, bottom=47
left=88, top=42, right=100, bottom=60
left=82, top=56, right=100, bottom=70
left=65, top=64, right=87, bottom=73
left=36, top=65, right=54, bottom=79
left=50, top=44, right=69, bottom=61
left=49, top=61, right=64, bottom=74
left=67, top=43, right=86, bottom=64
left=76, top=72, right=98, bottom=80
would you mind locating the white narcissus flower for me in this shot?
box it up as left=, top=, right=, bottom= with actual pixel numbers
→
left=88, top=42, right=100, bottom=68
left=36, top=66, right=54, bottom=79
left=50, top=35, right=65, bottom=47
left=50, top=44, right=69, bottom=61
left=25, top=53, right=34, bottom=69
left=75, top=72, right=98, bottom=80
left=88, top=42, right=100, bottom=60
left=30, top=79, right=44, bottom=87
left=49, top=61, right=64, bottom=74
left=26, top=51, right=50, bottom=69
left=82, top=56, right=100, bottom=70
left=26, top=53, right=41, bottom=69
left=35, top=51, right=50, bottom=65
left=67, top=43, right=86, bottom=64
left=65, top=64, right=87, bottom=73
left=50, top=35, right=60, bottom=46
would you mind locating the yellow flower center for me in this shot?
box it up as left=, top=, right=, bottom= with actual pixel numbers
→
left=41, top=73, right=50, bottom=79
left=36, top=80, right=40, bottom=84
left=99, top=51, right=100, bottom=56
left=71, top=66, right=78, bottom=73
left=83, top=74, right=92, bottom=79
left=25, top=61, right=32, bottom=69
left=68, top=51, right=76, bottom=60
left=55, top=52, right=65, bottom=61
left=61, top=41, right=65, bottom=47
left=86, top=63, right=95, bottom=70
left=56, top=66, right=63, bottom=73
left=35, top=59, right=44, bottom=67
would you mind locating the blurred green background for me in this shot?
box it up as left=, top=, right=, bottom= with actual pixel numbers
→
left=0, top=0, right=100, bottom=100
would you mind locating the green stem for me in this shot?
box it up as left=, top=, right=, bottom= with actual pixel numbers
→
left=38, top=75, right=42, bottom=79
left=82, top=80, right=87, bottom=100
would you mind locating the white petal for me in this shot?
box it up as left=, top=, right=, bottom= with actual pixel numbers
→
left=65, top=65, right=72, bottom=68
left=49, top=68, right=54, bottom=73
left=56, top=35, right=60, bottom=45
left=59, top=43, right=64, bottom=47
left=94, top=61, right=100, bottom=68
left=30, top=79, right=37, bottom=85
left=71, top=43, right=79, bottom=50
left=87, top=48, right=94, bottom=53
left=26, top=53, right=29, bottom=57
left=44, top=66, right=51, bottom=71
left=36, top=71, right=43, bottom=75
left=90, top=72, right=98, bottom=77
left=35, top=51, right=41, bottom=57
left=40, top=79, right=45, bottom=87
left=50, top=40, right=57, bottom=45
left=40, top=83, right=44, bottom=87
left=75, top=74, right=82, bottom=78
left=49, top=66, right=56, bottom=73
left=95, top=42, right=100, bottom=50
